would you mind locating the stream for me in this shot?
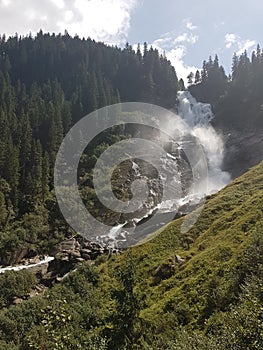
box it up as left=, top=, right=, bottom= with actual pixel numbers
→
left=0, top=256, right=54, bottom=274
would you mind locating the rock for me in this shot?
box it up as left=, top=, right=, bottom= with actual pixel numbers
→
left=90, top=242, right=104, bottom=250
left=151, top=262, right=175, bottom=286
left=80, top=249, right=92, bottom=260
left=39, top=236, right=123, bottom=286
left=41, top=271, right=57, bottom=287
left=83, top=242, right=92, bottom=249
left=59, top=238, right=80, bottom=252
left=55, top=252, right=70, bottom=261
left=46, top=258, right=73, bottom=280
left=220, top=129, right=263, bottom=179
left=175, top=254, right=185, bottom=264
left=7, top=247, right=31, bottom=265
left=29, top=262, right=50, bottom=277
left=69, top=250, right=81, bottom=259
left=13, top=298, right=23, bottom=305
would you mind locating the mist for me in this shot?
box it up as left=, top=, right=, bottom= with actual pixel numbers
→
left=176, top=90, right=231, bottom=195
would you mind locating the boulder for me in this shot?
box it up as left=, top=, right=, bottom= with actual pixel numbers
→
left=80, top=249, right=92, bottom=260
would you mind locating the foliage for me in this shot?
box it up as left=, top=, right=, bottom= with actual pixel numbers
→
left=0, top=32, right=179, bottom=261
left=0, top=270, right=36, bottom=308
left=189, top=46, right=263, bottom=130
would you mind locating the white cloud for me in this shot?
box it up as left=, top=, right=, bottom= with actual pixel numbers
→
left=153, top=32, right=198, bottom=48
left=0, top=0, right=138, bottom=45
left=174, top=32, right=198, bottom=44
left=236, top=39, right=256, bottom=55
left=151, top=19, right=199, bottom=84
left=183, top=19, right=198, bottom=31
left=166, top=47, right=199, bottom=84
left=62, top=0, right=138, bottom=44
left=225, top=33, right=238, bottom=48
left=225, top=33, right=256, bottom=55
left=50, top=0, right=64, bottom=10
left=151, top=38, right=199, bottom=84
left=2, top=0, right=11, bottom=5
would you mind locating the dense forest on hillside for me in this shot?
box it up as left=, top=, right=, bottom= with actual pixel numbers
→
left=0, top=32, right=179, bottom=264
left=0, top=32, right=262, bottom=349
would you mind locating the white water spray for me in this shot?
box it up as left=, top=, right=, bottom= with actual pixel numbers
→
left=104, top=91, right=231, bottom=246
left=177, top=90, right=231, bottom=193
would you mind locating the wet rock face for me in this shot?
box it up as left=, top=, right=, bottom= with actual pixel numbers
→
left=115, top=159, right=163, bottom=223
left=110, top=147, right=192, bottom=225
left=222, top=130, right=263, bottom=179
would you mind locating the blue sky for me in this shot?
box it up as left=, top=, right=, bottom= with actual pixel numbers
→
left=127, top=0, right=262, bottom=79
left=0, top=0, right=261, bottom=82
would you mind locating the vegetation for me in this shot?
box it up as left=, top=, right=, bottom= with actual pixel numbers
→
left=0, top=31, right=262, bottom=348
left=0, top=159, right=261, bottom=349
left=0, top=269, right=36, bottom=307
left=0, top=32, right=179, bottom=263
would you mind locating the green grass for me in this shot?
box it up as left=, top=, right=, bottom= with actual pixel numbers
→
left=98, top=160, right=263, bottom=331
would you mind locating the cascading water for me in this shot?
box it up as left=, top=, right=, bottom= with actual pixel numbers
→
left=98, top=91, right=231, bottom=247
left=177, top=91, right=231, bottom=193
left=177, top=90, right=214, bottom=127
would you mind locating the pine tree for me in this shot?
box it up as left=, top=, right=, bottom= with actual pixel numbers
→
left=178, top=78, right=185, bottom=91
left=18, top=112, right=32, bottom=188
left=187, top=72, right=194, bottom=85
left=42, top=151, right=50, bottom=201
left=194, top=70, right=201, bottom=84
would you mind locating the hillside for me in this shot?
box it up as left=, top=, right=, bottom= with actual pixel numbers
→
left=0, top=32, right=262, bottom=350
left=0, top=160, right=262, bottom=349
left=0, top=33, right=179, bottom=265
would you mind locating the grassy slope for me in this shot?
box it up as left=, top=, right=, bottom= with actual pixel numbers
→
left=98, top=160, right=263, bottom=332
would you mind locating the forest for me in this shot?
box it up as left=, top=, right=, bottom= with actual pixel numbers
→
left=0, top=32, right=179, bottom=264
left=0, top=32, right=262, bottom=349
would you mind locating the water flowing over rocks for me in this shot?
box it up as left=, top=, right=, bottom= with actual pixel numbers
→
left=0, top=237, right=122, bottom=285
left=98, top=91, right=231, bottom=247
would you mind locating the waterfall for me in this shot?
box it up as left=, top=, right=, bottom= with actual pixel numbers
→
left=177, top=91, right=231, bottom=193
left=99, top=91, right=231, bottom=247
left=177, top=91, right=214, bottom=127
left=1, top=92, right=232, bottom=266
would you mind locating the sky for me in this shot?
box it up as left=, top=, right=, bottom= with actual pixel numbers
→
left=0, top=0, right=262, bottom=82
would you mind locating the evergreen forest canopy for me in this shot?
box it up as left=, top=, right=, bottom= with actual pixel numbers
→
left=0, top=31, right=179, bottom=262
